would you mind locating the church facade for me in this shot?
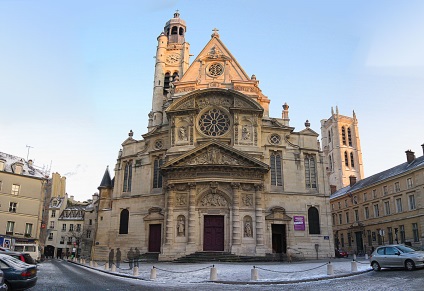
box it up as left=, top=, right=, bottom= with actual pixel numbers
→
left=93, top=12, right=334, bottom=261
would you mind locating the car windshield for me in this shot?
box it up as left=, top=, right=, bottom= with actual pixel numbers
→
left=396, top=245, right=415, bottom=253
left=0, top=255, right=30, bottom=269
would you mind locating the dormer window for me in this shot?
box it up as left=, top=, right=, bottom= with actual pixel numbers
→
left=14, top=164, right=23, bottom=174
left=0, top=160, right=5, bottom=171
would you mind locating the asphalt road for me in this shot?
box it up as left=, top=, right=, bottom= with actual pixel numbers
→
left=28, top=259, right=424, bottom=291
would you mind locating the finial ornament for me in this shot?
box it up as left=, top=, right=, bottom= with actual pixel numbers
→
left=129, top=130, right=134, bottom=137
left=211, top=28, right=220, bottom=38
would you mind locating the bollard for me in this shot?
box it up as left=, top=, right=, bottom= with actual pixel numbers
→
left=351, top=260, right=358, bottom=272
left=80, top=258, right=83, bottom=264
left=327, top=262, right=334, bottom=275
left=104, top=262, right=109, bottom=270
left=94, top=262, right=98, bottom=268
left=150, top=266, right=157, bottom=280
left=210, top=265, right=217, bottom=281
left=365, top=254, right=369, bottom=260
left=353, top=254, right=357, bottom=261
left=90, top=261, right=93, bottom=267
left=111, top=264, right=116, bottom=272
left=133, top=266, right=139, bottom=276
left=251, top=266, right=259, bottom=281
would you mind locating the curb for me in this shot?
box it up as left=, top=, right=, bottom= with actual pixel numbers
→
left=66, top=259, right=372, bottom=285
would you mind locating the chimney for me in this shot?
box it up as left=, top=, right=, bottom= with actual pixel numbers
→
left=330, top=185, right=337, bottom=194
left=421, top=143, right=424, bottom=156
left=405, top=150, right=415, bottom=163
left=349, top=175, right=357, bottom=187
left=28, top=159, right=33, bottom=166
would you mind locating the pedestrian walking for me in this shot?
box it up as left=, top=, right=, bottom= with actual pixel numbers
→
left=116, top=248, right=121, bottom=268
left=127, top=248, right=134, bottom=269
left=134, top=247, right=140, bottom=267
left=108, top=248, right=114, bottom=267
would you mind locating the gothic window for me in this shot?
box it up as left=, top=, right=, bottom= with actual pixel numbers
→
left=350, top=152, right=355, bottom=168
left=344, top=151, right=349, bottom=167
left=341, top=126, right=346, bottom=145
left=153, top=158, right=163, bottom=188
left=328, top=155, right=333, bottom=171
left=119, top=209, right=129, bottom=234
left=179, top=27, right=184, bottom=36
left=304, top=155, right=317, bottom=189
left=171, top=26, right=178, bottom=35
left=163, top=72, right=171, bottom=94
left=270, top=152, right=283, bottom=186
left=347, top=127, right=353, bottom=146
left=123, top=161, right=132, bottom=192
left=308, top=207, right=320, bottom=234
left=198, top=108, right=230, bottom=136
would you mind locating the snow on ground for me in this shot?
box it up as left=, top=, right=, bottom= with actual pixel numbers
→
left=81, top=258, right=372, bottom=284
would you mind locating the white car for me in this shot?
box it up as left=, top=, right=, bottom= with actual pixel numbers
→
left=370, top=244, right=424, bottom=271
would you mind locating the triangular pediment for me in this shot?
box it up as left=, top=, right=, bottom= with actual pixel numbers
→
left=162, top=141, right=269, bottom=172
left=298, top=127, right=319, bottom=136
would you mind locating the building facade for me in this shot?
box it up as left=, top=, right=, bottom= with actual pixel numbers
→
left=330, top=147, right=424, bottom=255
left=93, top=13, right=334, bottom=261
left=0, top=152, right=48, bottom=256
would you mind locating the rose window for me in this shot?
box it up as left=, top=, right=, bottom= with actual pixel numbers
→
left=270, top=134, right=281, bottom=145
left=199, top=108, right=230, bottom=136
left=208, top=63, right=224, bottom=77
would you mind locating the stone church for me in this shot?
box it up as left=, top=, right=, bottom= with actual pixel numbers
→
left=93, top=12, right=334, bottom=261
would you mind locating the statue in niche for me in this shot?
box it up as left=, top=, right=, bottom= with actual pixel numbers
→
left=244, top=221, right=252, bottom=237
left=242, top=125, right=251, bottom=140
left=178, top=126, right=188, bottom=141
left=177, top=216, right=185, bottom=236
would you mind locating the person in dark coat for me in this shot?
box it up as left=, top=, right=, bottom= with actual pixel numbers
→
left=108, top=248, right=114, bottom=267
left=127, top=248, right=134, bottom=269
left=116, top=248, right=121, bottom=268
left=134, top=247, right=140, bottom=267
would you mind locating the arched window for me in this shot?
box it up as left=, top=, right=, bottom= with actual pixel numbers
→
left=163, top=72, right=171, bottom=94
left=172, top=72, right=179, bottom=81
left=153, top=158, right=163, bottom=188
left=270, top=152, right=283, bottom=186
left=350, top=152, right=355, bottom=168
left=341, top=126, right=346, bottom=145
left=179, top=27, right=184, bottom=36
left=329, top=155, right=333, bottom=171
left=328, top=130, right=331, bottom=143
left=119, top=209, right=129, bottom=234
left=308, top=207, right=320, bottom=234
left=347, top=128, right=352, bottom=146
left=344, top=151, right=349, bottom=167
left=123, top=161, right=132, bottom=192
left=171, top=26, right=178, bottom=35
left=304, top=155, right=317, bottom=189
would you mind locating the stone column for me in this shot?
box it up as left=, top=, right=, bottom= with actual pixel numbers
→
left=254, top=184, right=265, bottom=254
left=165, top=184, right=175, bottom=245
left=231, top=183, right=241, bottom=252
left=188, top=183, right=196, bottom=244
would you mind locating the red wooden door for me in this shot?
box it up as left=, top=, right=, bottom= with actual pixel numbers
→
left=148, top=224, right=161, bottom=252
left=203, top=215, right=224, bottom=251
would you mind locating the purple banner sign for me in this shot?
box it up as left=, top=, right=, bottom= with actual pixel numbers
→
left=293, top=216, right=305, bottom=231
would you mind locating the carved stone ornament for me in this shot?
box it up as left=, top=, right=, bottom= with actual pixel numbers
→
left=185, top=147, right=248, bottom=166
left=176, top=194, right=187, bottom=206
left=200, top=193, right=228, bottom=207
left=175, top=184, right=187, bottom=191
left=196, top=96, right=232, bottom=109
left=242, top=194, right=253, bottom=207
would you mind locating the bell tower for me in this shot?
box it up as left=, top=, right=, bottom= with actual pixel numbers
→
left=150, top=11, right=190, bottom=129
left=321, top=107, right=364, bottom=191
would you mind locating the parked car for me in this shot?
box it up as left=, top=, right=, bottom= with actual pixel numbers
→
left=0, top=251, right=35, bottom=265
left=0, top=254, right=37, bottom=290
left=370, top=244, right=424, bottom=271
left=0, top=269, right=8, bottom=291
left=335, top=249, right=348, bottom=258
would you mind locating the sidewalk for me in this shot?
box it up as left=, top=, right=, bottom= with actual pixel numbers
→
left=69, top=257, right=372, bottom=285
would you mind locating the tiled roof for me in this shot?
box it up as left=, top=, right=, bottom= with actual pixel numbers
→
left=0, top=151, right=48, bottom=179
left=331, top=155, right=424, bottom=200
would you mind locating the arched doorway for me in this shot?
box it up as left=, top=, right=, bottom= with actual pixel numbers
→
left=44, top=245, right=55, bottom=259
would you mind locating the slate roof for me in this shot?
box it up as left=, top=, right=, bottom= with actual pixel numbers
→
left=331, top=155, right=424, bottom=200
left=0, top=151, right=48, bottom=179
left=99, top=166, right=113, bottom=188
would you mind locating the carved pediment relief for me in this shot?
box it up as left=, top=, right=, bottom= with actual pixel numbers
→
left=161, top=141, right=269, bottom=172
left=265, top=206, right=292, bottom=221
left=143, top=207, right=164, bottom=221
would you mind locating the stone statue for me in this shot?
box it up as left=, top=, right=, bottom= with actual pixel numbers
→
left=178, top=126, right=187, bottom=141
left=244, top=222, right=252, bottom=237
left=177, top=216, right=185, bottom=236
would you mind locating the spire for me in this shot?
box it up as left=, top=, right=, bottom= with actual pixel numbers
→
left=99, top=166, right=112, bottom=189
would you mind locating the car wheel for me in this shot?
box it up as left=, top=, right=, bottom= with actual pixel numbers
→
left=371, top=261, right=381, bottom=271
left=405, top=260, right=415, bottom=271
left=5, top=281, right=11, bottom=291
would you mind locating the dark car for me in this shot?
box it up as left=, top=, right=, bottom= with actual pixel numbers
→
left=0, top=269, right=8, bottom=291
left=335, top=249, right=348, bottom=258
left=0, top=251, right=35, bottom=265
left=0, top=254, right=37, bottom=290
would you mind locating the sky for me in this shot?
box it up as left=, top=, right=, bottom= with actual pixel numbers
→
left=1, top=0, right=423, bottom=202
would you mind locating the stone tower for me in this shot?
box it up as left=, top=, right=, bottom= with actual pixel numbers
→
left=150, top=11, right=190, bottom=129
left=320, top=107, right=364, bottom=192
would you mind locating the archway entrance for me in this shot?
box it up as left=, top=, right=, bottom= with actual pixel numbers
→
left=44, top=245, right=55, bottom=259
left=271, top=224, right=287, bottom=253
left=203, top=215, right=224, bottom=251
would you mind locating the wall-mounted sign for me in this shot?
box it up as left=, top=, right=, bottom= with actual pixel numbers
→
left=324, top=236, right=330, bottom=240
left=293, top=216, right=305, bottom=231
